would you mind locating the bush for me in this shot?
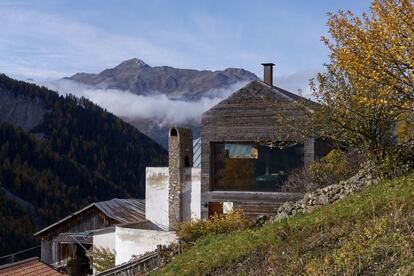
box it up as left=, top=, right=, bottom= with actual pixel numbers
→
left=283, top=149, right=363, bottom=192
left=86, top=246, right=115, bottom=273
left=281, top=166, right=310, bottom=192
left=176, top=211, right=250, bottom=244
left=309, top=149, right=362, bottom=187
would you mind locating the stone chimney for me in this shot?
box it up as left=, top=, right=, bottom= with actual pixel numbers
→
left=261, top=63, right=275, bottom=86
left=168, top=127, right=193, bottom=229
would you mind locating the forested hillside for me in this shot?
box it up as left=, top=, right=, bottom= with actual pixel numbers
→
left=0, top=74, right=167, bottom=256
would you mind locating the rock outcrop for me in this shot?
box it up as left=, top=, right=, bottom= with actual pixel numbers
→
left=0, top=89, right=46, bottom=131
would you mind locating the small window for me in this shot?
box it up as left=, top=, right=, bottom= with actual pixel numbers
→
left=184, top=156, right=190, bottom=167
left=170, top=128, right=177, bottom=136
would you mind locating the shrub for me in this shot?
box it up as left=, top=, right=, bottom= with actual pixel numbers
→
left=176, top=211, right=250, bottom=244
left=86, top=246, right=115, bottom=273
left=281, top=166, right=310, bottom=192
left=309, top=149, right=361, bottom=187
left=283, top=149, right=363, bottom=192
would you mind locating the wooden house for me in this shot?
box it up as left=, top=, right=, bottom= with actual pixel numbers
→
left=34, top=198, right=145, bottom=268
left=200, top=64, right=332, bottom=217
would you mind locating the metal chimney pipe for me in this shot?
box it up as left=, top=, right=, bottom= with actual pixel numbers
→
left=261, top=63, right=275, bottom=86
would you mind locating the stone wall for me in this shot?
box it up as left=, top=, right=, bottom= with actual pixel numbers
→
left=168, top=127, right=193, bottom=229
left=271, top=169, right=378, bottom=222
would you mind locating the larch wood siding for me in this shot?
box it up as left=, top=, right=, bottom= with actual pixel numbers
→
left=200, top=81, right=315, bottom=217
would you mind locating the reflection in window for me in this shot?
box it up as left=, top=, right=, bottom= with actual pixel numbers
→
left=224, top=143, right=258, bottom=159
left=212, top=142, right=304, bottom=192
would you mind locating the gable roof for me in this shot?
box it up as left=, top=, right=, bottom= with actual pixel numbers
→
left=94, top=198, right=145, bottom=223
left=201, top=80, right=318, bottom=142
left=203, top=80, right=315, bottom=116
left=34, top=198, right=145, bottom=237
left=0, top=257, right=65, bottom=276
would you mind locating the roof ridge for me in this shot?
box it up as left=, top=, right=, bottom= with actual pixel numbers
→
left=35, top=198, right=146, bottom=237
left=256, top=80, right=302, bottom=101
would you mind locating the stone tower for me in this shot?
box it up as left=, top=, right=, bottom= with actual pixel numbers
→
left=168, top=127, right=193, bottom=229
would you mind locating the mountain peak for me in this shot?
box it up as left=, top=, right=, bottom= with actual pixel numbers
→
left=115, top=58, right=150, bottom=69
left=67, top=60, right=259, bottom=97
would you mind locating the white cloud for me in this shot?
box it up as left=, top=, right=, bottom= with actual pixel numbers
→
left=44, top=79, right=247, bottom=125
left=0, top=5, right=265, bottom=81
left=0, top=7, right=185, bottom=80
left=0, top=2, right=325, bottom=98
left=274, top=70, right=319, bottom=98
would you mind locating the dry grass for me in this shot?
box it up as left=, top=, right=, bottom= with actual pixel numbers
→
left=153, top=172, right=414, bottom=276
left=175, top=211, right=250, bottom=245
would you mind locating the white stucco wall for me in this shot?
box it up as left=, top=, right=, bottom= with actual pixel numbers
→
left=183, top=168, right=201, bottom=220
left=146, top=167, right=201, bottom=229
left=92, top=229, right=116, bottom=274
left=114, top=226, right=177, bottom=265
left=146, top=167, right=170, bottom=230
left=93, top=230, right=116, bottom=252
left=93, top=226, right=177, bottom=266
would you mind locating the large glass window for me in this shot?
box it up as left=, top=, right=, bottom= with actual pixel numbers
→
left=212, top=142, right=304, bottom=192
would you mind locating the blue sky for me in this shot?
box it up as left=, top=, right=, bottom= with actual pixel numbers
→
left=0, top=0, right=371, bottom=93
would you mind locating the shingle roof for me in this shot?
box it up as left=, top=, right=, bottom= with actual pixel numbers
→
left=34, top=198, right=145, bottom=237
left=0, top=257, right=65, bottom=276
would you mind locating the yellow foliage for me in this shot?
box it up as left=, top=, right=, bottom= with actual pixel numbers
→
left=324, top=0, right=414, bottom=110
left=396, top=117, right=414, bottom=143
left=309, top=149, right=355, bottom=187
left=312, top=0, right=414, bottom=162
left=175, top=211, right=250, bottom=244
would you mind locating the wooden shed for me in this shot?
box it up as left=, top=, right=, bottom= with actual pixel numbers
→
left=34, top=198, right=145, bottom=267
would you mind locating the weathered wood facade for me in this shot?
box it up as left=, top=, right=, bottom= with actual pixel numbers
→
left=36, top=207, right=112, bottom=265
left=200, top=79, right=327, bottom=217
left=34, top=198, right=145, bottom=265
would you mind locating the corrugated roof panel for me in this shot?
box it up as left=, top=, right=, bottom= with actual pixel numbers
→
left=34, top=198, right=146, bottom=237
left=95, top=198, right=145, bottom=224
left=193, top=138, right=201, bottom=168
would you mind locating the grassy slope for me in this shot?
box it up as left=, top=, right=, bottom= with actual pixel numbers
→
left=156, top=172, right=414, bottom=275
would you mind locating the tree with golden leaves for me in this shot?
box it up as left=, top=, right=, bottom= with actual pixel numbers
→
left=311, top=0, right=414, bottom=170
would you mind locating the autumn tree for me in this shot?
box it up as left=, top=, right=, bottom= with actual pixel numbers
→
left=310, top=0, right=414, bottom=172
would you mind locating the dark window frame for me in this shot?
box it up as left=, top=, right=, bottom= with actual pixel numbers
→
left=210, top=141, right=305, bottom=192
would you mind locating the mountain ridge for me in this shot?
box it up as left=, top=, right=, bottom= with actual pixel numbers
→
left=62, top=58, right=258, bottom=147
left=65, top=58, right=259, bottom=99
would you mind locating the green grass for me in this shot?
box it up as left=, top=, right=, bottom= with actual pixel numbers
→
left=154, top=172, right=414, bottom=275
